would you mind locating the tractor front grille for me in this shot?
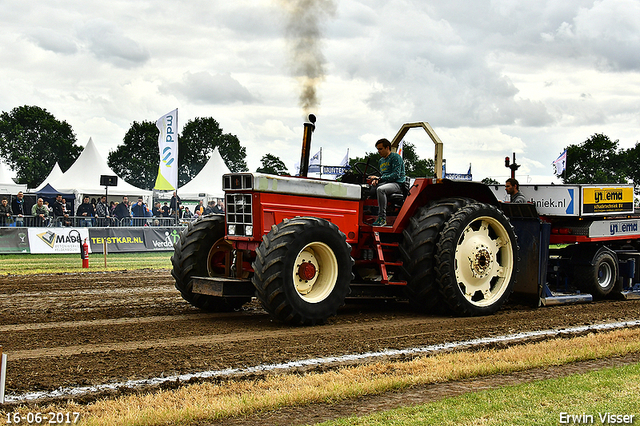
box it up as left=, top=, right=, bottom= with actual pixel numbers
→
left=225, top=193, right=253, bottom=237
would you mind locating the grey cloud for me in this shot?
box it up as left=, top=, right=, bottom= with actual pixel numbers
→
left=25, top=28, right=78, bottom=54
left=162, top=71, right=259, bottom=105
left=76, top=19, right=150, bottom=68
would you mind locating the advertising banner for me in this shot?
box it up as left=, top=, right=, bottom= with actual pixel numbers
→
left=28, top=228, right=91, bottom=254
left=88, top=228, right=182, bottom=253
left=89, top=228, right=147, bottom=253
left=154, top=109, right=179, bottom=191
left=582, top=185, right=635, bottom=215
left=0, top=228, right=30, bottom=253
left=143, top=228, right=182, bottom=250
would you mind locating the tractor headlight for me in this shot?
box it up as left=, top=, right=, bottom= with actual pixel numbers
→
left=245, top=225, right=253, bottom=236
left=228, top=225, right=236, bottom=235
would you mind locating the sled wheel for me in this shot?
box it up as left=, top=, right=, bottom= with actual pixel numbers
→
left=171, top=215, right=250, bottom=311
left=252, top=217, right=354, bottom=325
left=574, top=247, right=618, bottom=299
left=436, top=203, right=518, bottom=316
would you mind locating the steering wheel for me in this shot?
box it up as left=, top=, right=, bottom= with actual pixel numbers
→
left=352, top=161, right=381, bottom=177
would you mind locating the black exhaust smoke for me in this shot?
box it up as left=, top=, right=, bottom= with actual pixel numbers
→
left=298, top=113, right=316, bottom=177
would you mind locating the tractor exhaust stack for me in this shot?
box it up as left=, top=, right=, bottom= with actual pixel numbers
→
left=298, top=114, right=316, bottom=177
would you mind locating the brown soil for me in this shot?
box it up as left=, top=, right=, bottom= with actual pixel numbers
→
left=1, top=270, right=639, bottom=422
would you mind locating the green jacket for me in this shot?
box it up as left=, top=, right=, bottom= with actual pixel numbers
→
left=378, top=152, right=406, bottom=184
left=32, top=204, right=50, bottom=217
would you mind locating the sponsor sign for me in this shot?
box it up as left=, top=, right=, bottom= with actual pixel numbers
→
left=89, top=228, right=181, bottom=253
left=445, top=173, right=472, bottom=181
left=323, top=166, right=348, bottom=175
left=144, top=228, right=181, bottom=250
left=28, top=228, right=90, bottom=254
left=589, top=219, right=640, bottom=238
left=582, top=185, right=634, bottom=215
left=89, top=228, right=147, bottom=253
left=0, top=228, right=30, bottom=253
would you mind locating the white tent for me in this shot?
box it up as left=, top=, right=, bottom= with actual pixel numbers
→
left=0, top=161, right=27, bottom=195
left=34, top=162, right=64, bottom=191
left=177, top=149, right=229, bottom=199
left=42, top=137, right=152, bottom=202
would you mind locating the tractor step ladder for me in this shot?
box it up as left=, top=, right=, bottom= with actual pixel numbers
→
left=373, top=232, right=406, bottom=285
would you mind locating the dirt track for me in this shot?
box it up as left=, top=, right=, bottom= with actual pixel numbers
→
left=1, top=269, right=640, bottom=408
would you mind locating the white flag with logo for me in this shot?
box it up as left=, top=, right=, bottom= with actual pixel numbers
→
left=553, top=149, right=567, bottom=175
left=154, top=109, right=179, bottom=190
left=397, top=140, right=404, bottom=157
left=309, top=148, right=322, bottom=173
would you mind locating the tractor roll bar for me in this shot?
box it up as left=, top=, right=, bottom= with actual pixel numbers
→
left=390, top=122, right=444, bottom=179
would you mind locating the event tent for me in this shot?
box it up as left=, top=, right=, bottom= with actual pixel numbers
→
left=176, top=148, right=229, bottom=200
left=34, top=163, right=64, bottom=191
left=0, top=161, right=27, bottom=196
left=39, top=137, right=152, bottom=203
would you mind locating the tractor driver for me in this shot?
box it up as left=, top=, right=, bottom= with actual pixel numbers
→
left=368, top=138, right=406, bottom=227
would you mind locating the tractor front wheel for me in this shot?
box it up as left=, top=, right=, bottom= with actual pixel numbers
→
left=252, top=217, right=354, bottom=325
left=171, top=215, right=250, bottom=311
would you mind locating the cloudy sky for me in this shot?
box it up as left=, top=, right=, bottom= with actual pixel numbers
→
left=1, top=0, right=639, bottom=185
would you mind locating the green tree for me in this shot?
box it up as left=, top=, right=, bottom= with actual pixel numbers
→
left=256, top=154, right=289, bottom=175
left=180, top=117, right=248, bottom=185
left=108, top=116, right=249, bottom=190
left=348, top=141, right=434, bottom=178
left=0, top=105, right=82, bottom=188
left=108, top=121, right=159, bottom=190
left=482, top=177, right=500, bottom=185
left=559, top=134, right=627, bottom=184
left=623, top=142, right=640, bottom=188
left=402, top=142, right=435, bottom=178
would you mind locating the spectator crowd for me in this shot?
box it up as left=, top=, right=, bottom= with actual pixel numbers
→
left=0, top=191, right=225, bottom=227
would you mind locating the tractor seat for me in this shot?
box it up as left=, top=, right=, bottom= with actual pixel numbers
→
left=388, top=177, right=411, bottom=207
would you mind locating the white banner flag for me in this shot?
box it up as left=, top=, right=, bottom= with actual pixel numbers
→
left=308, top=148, right=322, bottom=173
left=553, top=149, right=567, bottom=175
left=154, top=109, right=178, bottom=191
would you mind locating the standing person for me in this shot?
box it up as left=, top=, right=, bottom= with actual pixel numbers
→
left=53, top=194, right=70, bottom=227
left=368, top=138, right=406, bottom=227
left=131, top=197, right=152, bottom=226
left=170, top=191, right=181, bottom=218
left=161, top=202, right=170, bottom=217
left=0, top=197, right=13, bottom=226
left=95, top=196, right=111, bottom=226
left=505, top=178, right=526, bottom=203
left=76, top=196, right=95, bottom=227
left=31, top=198, right=50, bottom=227
left=11, top=191, right=25, bottom=226
left=114, top=196, right=131, bottom=225
left=152, top=202, right=163, bottom=217
left=196, top=200, right=205, bottom=216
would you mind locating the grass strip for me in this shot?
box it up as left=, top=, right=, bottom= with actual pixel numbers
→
left=321, top=362, right=640, bottom=425
left=0, top=252, right=172, bottom=274
left=9, top=326, right=640, bottom=425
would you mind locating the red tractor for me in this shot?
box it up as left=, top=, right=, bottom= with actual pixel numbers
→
left=172, top=117, right=640, bottom=324
left=171, top=118, right=528, bottom=325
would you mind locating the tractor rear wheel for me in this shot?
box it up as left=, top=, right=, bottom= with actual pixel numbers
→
left=436, top=203, right=518, bottom=316
left=171, top=215, right=250, bottom=311
left=400, top=198, right=471, bottom=312
left=252, top=217, right=354, bottom=325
